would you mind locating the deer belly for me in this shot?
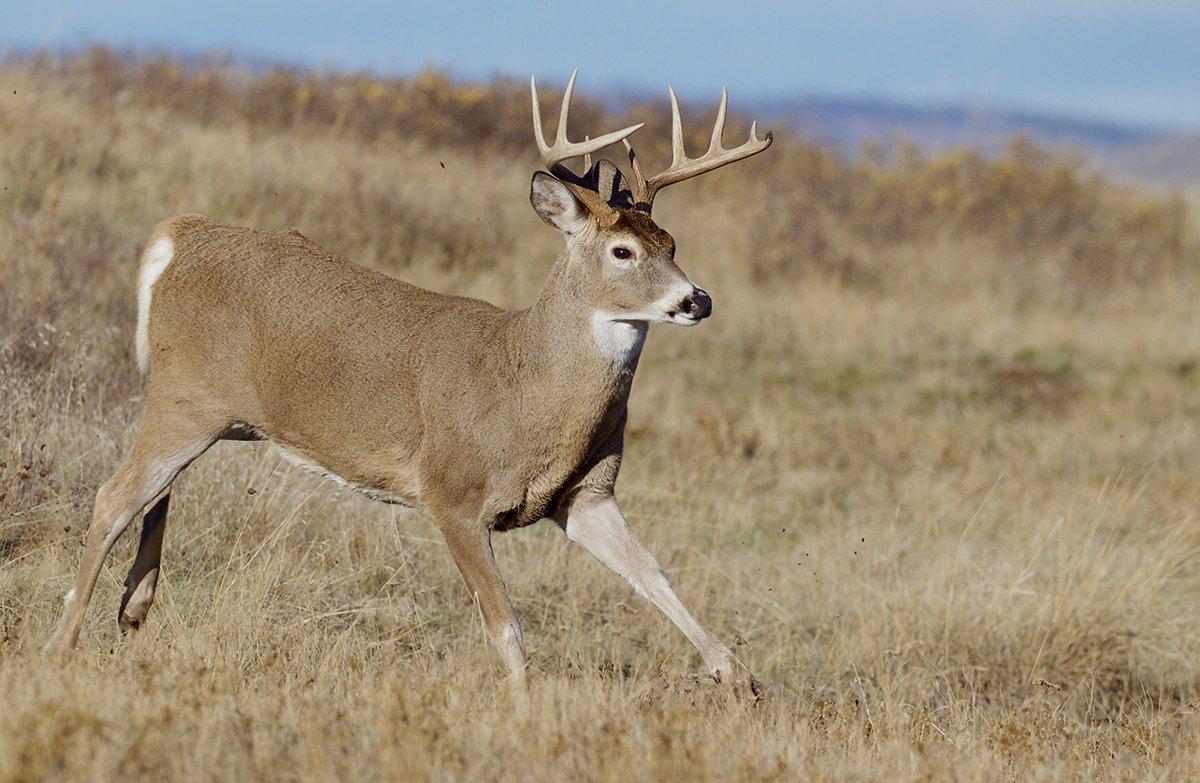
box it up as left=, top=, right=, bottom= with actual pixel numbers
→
left=272, top=442, right=421, bottom=507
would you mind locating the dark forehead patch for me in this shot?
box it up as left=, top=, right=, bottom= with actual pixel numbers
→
left=612, top=209, right=675, bottom=255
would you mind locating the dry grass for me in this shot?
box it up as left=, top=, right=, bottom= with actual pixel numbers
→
left=3, top=53, right=1200, bottom=781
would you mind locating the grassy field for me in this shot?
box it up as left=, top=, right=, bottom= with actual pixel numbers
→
left=3, top=53, right=1200, bottom=780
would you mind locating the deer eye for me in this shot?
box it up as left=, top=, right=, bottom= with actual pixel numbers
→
left=611, top=246, right=633, bottom=261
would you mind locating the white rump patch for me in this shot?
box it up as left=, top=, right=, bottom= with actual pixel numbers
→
left=135, top=236, right=174, bottom=373
left=591, top=312, right=648, bottom=363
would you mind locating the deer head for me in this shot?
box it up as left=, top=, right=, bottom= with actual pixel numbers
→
left=529, top=71, right=772, bottom=332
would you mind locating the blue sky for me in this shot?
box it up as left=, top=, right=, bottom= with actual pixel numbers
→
left=5, top=1, right=1200, bottom=129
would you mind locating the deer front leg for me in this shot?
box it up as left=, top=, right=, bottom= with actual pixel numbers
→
left=438, top=521, right=527, bottom=690
left=555, top=493, right=762, bottom=699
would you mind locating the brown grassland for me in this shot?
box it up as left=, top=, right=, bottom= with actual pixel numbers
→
left=3, top=50, right=1200, bottom=780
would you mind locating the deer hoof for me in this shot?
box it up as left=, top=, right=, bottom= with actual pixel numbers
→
left=711, top=658, right=766, bottom=702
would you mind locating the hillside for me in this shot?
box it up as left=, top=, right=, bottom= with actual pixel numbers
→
left=749, top=95, right=1200, bottom=189
left=1104, top=132, right=1200, bottom=187
left=754, top=94, right=1162, bottom=155
left=2, top=51, right=1200, bottom=781
left=20, top=46, right=1198, bottom=186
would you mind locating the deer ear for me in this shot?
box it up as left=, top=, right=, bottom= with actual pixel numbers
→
left=530, top=172, right=588, bottom=235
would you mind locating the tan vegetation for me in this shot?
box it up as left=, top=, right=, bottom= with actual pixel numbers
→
left=2, top=50, right=1200, bottom=780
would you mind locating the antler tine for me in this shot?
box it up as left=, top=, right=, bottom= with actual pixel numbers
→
left=667, top=85, right=686, bottom=167
left=708, top=87, right=728, bottom=154
left=629, top=86, right=774, bottom=210
left=531, top=75, right=549, bottom=157
left=556, top=69, right=578, bottom=145
left=530, top=70, right=644, bottom=173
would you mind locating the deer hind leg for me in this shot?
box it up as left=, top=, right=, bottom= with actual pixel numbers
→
left=438, top=521, right=526, bottom=688
left=118, top=492, right=170, bottom=634
left=44, top=403, right=219, bottom=657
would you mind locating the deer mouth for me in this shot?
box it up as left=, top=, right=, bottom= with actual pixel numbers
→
left=665, top=310, right=703, bottom=326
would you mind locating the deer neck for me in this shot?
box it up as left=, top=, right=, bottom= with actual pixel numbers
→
left=520, top=251, right=648, bottom=386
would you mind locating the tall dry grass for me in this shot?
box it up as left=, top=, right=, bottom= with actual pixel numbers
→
left=2, top=51, right=1200, bottom=781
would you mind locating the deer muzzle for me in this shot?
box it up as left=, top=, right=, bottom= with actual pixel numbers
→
left=680, top=287, right=712, bottom=321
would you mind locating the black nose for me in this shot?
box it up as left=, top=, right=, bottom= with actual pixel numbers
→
left=681, top=287, right=712, bottom=319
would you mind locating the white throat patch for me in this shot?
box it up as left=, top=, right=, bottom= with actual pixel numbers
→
left=591, top=312, right=648, bottom=363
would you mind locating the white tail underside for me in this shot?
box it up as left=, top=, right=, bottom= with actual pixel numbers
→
left=135, top=236, right=174, bottom=373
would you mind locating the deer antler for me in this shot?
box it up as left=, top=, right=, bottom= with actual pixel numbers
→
left=624, top=86, right=773, bottom=211
left=531, top=70, right=643, bottom=178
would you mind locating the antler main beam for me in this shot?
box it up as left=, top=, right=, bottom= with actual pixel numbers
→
left=531, top=69, right=643, bottom=173
left=625, top=86, right=773, bottom=210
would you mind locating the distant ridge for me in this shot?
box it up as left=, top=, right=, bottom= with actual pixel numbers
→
left=15, top=45, right=1200, bottom=187
left=750, top=95, right=1164, bottom=156
left=1103, top=133, right=1200, bottom=187
left=737, top=94, right=1200, bottom=187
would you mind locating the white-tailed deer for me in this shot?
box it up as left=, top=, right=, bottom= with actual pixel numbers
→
left=45, top=71, right=772, bottom=698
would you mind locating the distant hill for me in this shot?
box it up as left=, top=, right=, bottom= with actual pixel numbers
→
left=1102, top=133, right=1200, bottom=187
left=747, top=95, right=1199, bottom=188
left=752, top=95, right=1158, bottom=153
left=15, top=44, right=1200, bottom=188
